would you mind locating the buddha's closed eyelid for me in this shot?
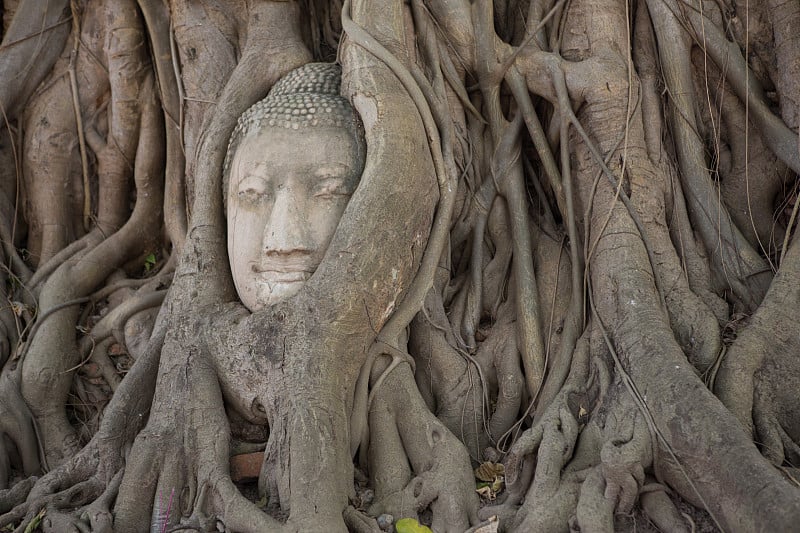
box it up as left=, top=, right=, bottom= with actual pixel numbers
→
left=238, top=189, right=273, bottom=207
left=237, top=176, right=273, bottom=205
left=313, top=176, right=353, bottom=198
left=238, top=175, right=270, bottom=193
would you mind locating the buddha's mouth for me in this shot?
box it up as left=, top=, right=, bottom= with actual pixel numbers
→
left=251, top=264, right=314, bottom=283
left=260, top=271, right=311, bottom=283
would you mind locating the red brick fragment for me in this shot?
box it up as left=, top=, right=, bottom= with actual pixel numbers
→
left=230, top=451, right=264, bottom=483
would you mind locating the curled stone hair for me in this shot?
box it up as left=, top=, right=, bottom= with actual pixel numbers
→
left=223, top=62, right=366, bottom=205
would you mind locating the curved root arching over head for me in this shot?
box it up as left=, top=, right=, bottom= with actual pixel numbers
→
left=0, top=0, right=799, bottom=531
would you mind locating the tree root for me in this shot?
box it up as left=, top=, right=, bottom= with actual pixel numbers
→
left=646, top=0, right=772, bottom=309
left=409, top=287, right=524, bottom=461
left=1, top=306, right=164, bottom=530
left=716, top=233, right=800, bottom=453
left=0, top=477, right=35, bottom=515
left=343, top=506, right=382, bottom=533
left=38, top=468, right=121, bottom=533
left=115, top=340, right=281, bottom=533
left=0, top=360, right=40, bottom=490
left=20, top=65, right=164, bottom=466
left=0, top=0, right=71, bottom=119
left=367, top=363, right=478, bottom=533
left=639, top=483, right=690, bottom=533
left=497, top=348, right=588, bottom=532
left=0, top=439, right=104, bottom=532
left=573, top=378, right=652, bottom=531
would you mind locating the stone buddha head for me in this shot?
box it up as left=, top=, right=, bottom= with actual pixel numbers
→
left=224, top=63, right=366, bottom=311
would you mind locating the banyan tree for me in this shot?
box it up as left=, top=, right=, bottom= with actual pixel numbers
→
left=0, top=0, right=799, bottom=531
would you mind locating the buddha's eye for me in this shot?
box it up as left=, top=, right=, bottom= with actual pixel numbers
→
left=238, top=188, right=272, bottom=204
left=314, top=177, right=352, bottom=199
left=237, top=176, right=271, bottom=205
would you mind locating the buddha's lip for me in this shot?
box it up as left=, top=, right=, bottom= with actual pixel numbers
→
left=251, top=262, right=315, bottom=274
left=255, top=269, right=312, bottom=283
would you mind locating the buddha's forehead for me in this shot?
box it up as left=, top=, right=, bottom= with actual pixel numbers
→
left=231, top=126, right=362, bottom=180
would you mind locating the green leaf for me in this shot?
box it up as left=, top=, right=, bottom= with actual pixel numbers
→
left=144, top=253, right=157, bottom=272
left=257, top=494, right=268, bottom=509
left=23, top=508, right=45, bottom=533
left=395, top=517, right=434, bottom=533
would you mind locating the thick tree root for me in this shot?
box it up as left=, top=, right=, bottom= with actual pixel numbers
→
left=367, top=362, right=478, bottom=533
left=0, top=440, right=104, bottom=532
left=114, top=340, right=280, bottom=533
left=715, top=234, right=800, bottom=464
left=639, top=482, right=691, bottom=533
left=502, top=394, right=583, bottom=530
left=2, top=2, right=800, bottom=533
left=0, top=361, right=40, bottom=490
left=0, top=477, right=35, bottom=515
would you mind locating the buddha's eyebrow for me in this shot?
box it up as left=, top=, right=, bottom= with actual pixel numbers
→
left=314, top=163, right=350, bottom=178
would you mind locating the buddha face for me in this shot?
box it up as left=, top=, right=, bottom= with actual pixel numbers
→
left=227, top=126, right=363, bottom=311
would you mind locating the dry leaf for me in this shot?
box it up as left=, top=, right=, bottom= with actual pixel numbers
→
left=475, top=461, right=505, bottom=482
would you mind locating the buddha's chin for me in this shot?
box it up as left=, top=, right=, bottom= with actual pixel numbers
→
left=247, top=279, right=305, bottom=310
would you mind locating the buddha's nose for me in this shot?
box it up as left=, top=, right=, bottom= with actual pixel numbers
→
left=262, top=189, right=313, bottom=255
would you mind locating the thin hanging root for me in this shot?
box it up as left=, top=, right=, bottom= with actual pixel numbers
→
left=410, top=0, right=479, bottom=124
left=681, top=2, right=800, bottom=174
left=646, top=0, right=771, bottom=309
left=437, top=39, right=484, bottom=123
left=67, top=0, right=91, bottom=232
left=780, top=188, right=800, bottom=266
left=138, top=0, right=188, bottom=250
left=534, top=84, right=584, bottom=413
left=506, top=66, right=565, bottom=212
left=471, top=0, right=561, bottom=427
left=466, top=191, right=490, bottom=347
left=496, top=116, right=547, bottom=400
left=0, top=107, right=32, bottom=284
left=498, top=0, right=568, bottom=78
